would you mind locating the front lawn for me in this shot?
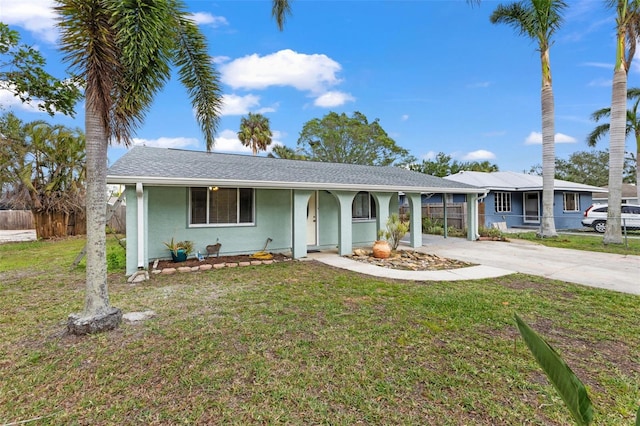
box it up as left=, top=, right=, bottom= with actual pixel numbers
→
left=509, top=231, right=640, bottom=255
left=1, top=238, right=638, bottom=424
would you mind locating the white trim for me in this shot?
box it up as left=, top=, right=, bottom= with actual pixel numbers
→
left=523, top=192, right=540, bottom=223
left=107, top=175, right=483, bottom=194
left=136, top=183, right=144, bottom=269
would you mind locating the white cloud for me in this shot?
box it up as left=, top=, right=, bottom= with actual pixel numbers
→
left=421, top=151, right=438, bottom=160
left=313, top=91, right=355, bottom=107
left=189, top=12, right=228, bottom=27
left=132, top=137, right=198, bottom=149
left=0, top=82, right=46, bottom=113
left=212, top=129, right=281, bottom=154
left=220, top=49, right=343, bottom=94
left=587, top=78, right=611, bottom=87
left=524, top=131, right=577, bottom=145
left=401, top=114, right=409, bottom=121
left=1, top=0, right=58, bottom=44
left=582, top=62, right=612, bottom=69
left=462, top=150, right=496, bottom=161
left=220, top=94, right=262, bottom=116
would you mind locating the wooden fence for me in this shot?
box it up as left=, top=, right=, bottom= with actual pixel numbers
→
left=0, top=210, right=35, bottom=230
left=399, top=202, right=467, bottom=230
left=0, top=206, right=126, bottom=233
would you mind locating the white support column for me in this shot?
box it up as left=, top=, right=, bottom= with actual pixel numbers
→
left=292, top=190, right=313, bottom=259
left=329, top=191, right=357, bottom=256
left=406, top=192, right=422, bottom=248
left=136, top=183, right=145, bottom=269
left=466, top=193, right=479, bottom=241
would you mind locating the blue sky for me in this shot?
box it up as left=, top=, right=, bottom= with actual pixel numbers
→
left=1, top=0, right=634, bottom=173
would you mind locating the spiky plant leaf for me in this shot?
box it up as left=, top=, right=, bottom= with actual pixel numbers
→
left=514, top=313, right=593, bottom=426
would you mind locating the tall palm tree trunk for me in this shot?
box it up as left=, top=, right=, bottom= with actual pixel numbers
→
left=67, top=99, right=122, bottom=334
left=635, top=131, right=640, bottom=202
left=540, top=47, right=557, bottom=238
left=605, top=68, right=627, bottom=244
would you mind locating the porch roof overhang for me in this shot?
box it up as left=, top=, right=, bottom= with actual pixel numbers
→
left=107, top=146, right=486, bottom=195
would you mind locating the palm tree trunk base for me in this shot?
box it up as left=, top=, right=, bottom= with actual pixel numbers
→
left=67, top=307, right=122, bottom=335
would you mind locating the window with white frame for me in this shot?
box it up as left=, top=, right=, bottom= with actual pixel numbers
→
left=495, top=192, right=511, bottom=212
left=563, top=193, right=580, bottom=212
left=190, top=187, right=254, bottom=225
left=352, top=192, right=377, bottom=220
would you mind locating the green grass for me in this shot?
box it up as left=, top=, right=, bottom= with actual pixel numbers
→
left=1, top=237, right=639, bottom=424
left=509, top=231, right=640, bottom=255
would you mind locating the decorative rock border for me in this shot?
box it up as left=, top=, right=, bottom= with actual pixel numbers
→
left=151, top=258, right=281, bottom=275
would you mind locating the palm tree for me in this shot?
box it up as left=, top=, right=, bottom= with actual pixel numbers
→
left=490, top=0, right=566, bottom=238
left=587, top=87, right=640, bottom=202
left=268, top=144, right=307, bottom=160
left=602, top=0, right=640, bottom=244
left=56, top=0, right=290, bottom=334
left=238, top=113, right=273, bottom=155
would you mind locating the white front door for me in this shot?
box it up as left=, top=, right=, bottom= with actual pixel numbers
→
left=306, top=192, right=318, bottom=246
left=523, top=192, right=540, bottom=223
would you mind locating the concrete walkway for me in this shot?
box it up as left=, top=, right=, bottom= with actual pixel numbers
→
left=0, top=229, right=37, bottom=244
left=309, top=234, right=640, bottom=295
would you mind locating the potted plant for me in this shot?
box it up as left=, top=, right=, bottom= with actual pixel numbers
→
left=163, top=238, right=194, bottom=262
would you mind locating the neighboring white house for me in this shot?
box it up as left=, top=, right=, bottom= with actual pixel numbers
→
left=441, top=171, right=605, bottom=230
left=592, top=184, right=639, bottom=205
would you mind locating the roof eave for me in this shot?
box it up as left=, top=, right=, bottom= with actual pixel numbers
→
left=106, top=175, right=484, bottom=194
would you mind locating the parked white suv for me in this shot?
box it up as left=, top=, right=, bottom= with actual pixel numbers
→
left=581, top=203, right=640, bottom=233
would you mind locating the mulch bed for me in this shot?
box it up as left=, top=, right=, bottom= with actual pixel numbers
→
left=152, top=253, right=291, bottom=270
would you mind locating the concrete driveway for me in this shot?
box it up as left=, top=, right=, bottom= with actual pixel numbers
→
left=416, top=234, right=640, bottom=295
left=0, top=229, right=37, bottom=244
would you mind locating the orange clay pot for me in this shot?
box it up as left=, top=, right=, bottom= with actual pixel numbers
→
left=372, top=240, right=391, bottom=259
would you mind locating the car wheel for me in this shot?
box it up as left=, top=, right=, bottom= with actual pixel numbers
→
left=593, top=221, right=606, bottom=233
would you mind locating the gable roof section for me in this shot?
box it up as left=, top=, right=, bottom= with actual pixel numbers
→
left=444, top=171, right=606, bottom=193
left=593, top=183, right=637, bottom=200
left=107, top=146, right=483, bottom=194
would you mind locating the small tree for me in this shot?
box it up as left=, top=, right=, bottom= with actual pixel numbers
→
left=378, top=214, right=409, bottom=250
left=0, top=23, right=80, bottom=116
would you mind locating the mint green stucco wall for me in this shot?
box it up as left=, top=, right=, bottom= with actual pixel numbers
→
left=125, top=186, right=293, bottom=273
left=149, top=187, right=292, bottom=258
left=124, top=185, right=406, bottom=275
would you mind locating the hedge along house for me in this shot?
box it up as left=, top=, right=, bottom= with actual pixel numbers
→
left=107, top=146, right=486, bottom=275
left=442, top=171, right=605, bottom=230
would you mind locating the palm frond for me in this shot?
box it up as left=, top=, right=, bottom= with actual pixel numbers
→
left=56, top=0, right=121, bottom=139
left=271, top=0, right=292, bottom=31
left=171, top=1, right=222, bottom=151
left=590, top=107, right=611, bottom=122
left=109, top=0, right=174, bottom=144
left=586, top=123, right=610, bottom=147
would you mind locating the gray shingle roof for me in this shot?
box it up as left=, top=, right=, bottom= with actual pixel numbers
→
left=445, top=171, right=606, bottom=192
left=107, top=146, right=482, bottom=193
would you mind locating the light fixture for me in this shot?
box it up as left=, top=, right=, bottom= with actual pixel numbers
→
left=209, top=186, right=219, bottom=191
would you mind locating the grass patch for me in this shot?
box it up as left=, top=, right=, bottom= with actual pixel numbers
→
left=1, top=237, right=639, bottom=424
left=509, top=232, right=640, bottom=255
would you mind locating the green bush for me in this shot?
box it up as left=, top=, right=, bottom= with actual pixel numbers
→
left=107, top=245, right=126, bottom=272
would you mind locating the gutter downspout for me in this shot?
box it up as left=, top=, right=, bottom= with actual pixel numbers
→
left=136, top=183, right=144, bottom=269
left=473, top=190, right=490, bottom=240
